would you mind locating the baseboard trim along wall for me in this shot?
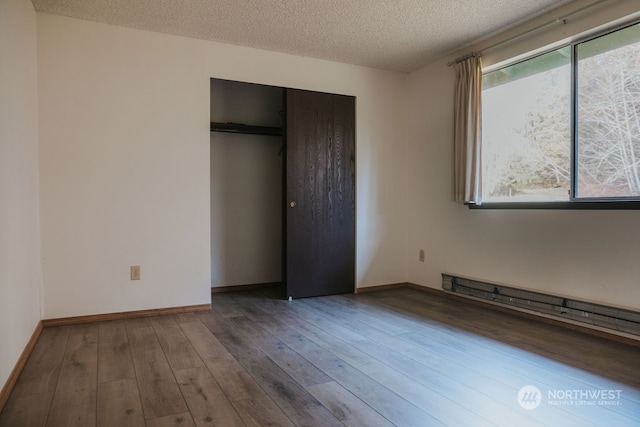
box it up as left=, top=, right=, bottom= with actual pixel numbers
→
left=211, top=282, right=281, bottom=294
left=41, top=303, right=212, bottom=327
left=355, top=282, right=409, bottom=293
left=356, top=282, right=443, bottom=295
left=0, top=321, right=43, bottom=413
left=210, top=282, right=441, bottom=296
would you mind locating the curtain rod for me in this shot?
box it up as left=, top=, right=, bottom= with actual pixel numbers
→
left=447, top=0, right=613, bottom=66
left=447, top=52, right=479, bottom=66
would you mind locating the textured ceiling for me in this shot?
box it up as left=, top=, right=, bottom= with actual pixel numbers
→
left=31, top=0, right=574, bottom=72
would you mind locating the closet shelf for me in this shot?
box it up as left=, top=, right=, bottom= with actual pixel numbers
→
left=210, top=121, right=283, bottom=136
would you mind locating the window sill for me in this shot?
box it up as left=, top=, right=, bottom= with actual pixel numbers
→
left=469, top=201, right=640, bottom=210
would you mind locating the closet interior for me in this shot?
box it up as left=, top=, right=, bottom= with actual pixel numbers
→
left=210, top=79, right=284, bottom=292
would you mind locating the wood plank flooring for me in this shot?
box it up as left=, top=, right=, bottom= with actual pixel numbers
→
left=1, top=287, right=639, bottom=426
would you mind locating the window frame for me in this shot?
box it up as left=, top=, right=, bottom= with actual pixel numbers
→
left=475, top=19, right=640, bottom=209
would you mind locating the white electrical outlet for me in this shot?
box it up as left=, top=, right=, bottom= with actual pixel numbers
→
left=131, top=265, right=141, bottom=280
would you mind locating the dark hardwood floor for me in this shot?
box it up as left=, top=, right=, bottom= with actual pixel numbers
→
left=1, top=287, right=639, bottom=426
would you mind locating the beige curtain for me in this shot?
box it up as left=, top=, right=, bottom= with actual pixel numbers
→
left=453, top=56, right=482, bottom=204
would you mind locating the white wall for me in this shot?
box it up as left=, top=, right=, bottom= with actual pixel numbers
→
left=407, top=0, right=640, bottom=310
left=38, top=14, right=212, bottom=319
left=198, top=40, right=411, bottom=289
left=37, top=13, right=409, bottom=318
left=210, top=80, right=283, bottom=287
left=0, top=0, right=42, bottom=392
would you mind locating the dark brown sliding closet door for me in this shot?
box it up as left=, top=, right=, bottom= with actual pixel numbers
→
left=285, top=89, right=355, bottom=299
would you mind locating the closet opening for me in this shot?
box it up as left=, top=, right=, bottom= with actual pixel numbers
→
left=210, top=78, right=356, bottom=299
left=210, top=78, right=284, bottom=295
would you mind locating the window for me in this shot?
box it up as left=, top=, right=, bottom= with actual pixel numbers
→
left=481, top=22, right=640, bottom=205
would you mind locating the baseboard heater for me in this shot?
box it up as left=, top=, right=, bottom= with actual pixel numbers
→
left=442, top=274, right=640, bottom=337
